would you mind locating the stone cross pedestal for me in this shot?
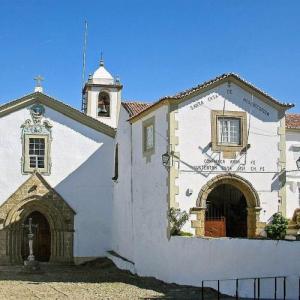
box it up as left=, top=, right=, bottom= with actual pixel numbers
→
left=22, top=217, right=40, bottom=271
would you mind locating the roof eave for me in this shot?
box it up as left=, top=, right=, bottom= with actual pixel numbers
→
left=129, top=73, right=294, bottom=122
left=0, top=92, right=116, bottom=138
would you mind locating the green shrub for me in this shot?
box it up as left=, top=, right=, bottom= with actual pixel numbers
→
left=265, top=212, right=288, bottom=239
left=168, top=207, right=189, bottom=236
left=177, top=231, right=193, bottom=237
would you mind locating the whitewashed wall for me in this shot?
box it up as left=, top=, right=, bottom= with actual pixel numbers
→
left=117, top=83, right=300, bottom=299
left=176, top=82, right=282, bottom=232
left=118, top=103, right=300, bottom=296
left=131, top=105, right=169, bottom=274
left=128, top=236, right=300, bottom=299
left=286, top=129, right=300, bottom=218
left=0, top=104, right=114, bottom=258
left=112, top=106, right=134, bottom=262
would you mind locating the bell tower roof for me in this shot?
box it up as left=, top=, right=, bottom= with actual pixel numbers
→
left=91, top=58, right=114, bottom=85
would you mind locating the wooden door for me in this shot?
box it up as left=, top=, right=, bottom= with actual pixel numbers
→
left=22, top=211, right=51, bottom=262
left=205, top=217, right=226, bottom=237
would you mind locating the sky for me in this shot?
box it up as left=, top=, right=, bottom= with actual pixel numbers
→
left=0, top=0, right=299, bottom=112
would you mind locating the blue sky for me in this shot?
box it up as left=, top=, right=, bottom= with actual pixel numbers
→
left=0, top=1, right=299, bottom=111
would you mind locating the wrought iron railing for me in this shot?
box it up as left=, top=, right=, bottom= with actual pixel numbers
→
left=201, top=276, right=299, bottom=299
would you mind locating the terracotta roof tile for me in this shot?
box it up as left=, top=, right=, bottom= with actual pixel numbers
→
left=286, top=114, right=300, bottom=129
left=122, top=101, right=151, bottom=117
left=160, top=73, right=293, bottom=108
left=129, top=73, right=294, bottom=121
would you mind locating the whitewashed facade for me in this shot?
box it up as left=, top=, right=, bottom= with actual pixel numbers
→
left=112, top=71, right=300, bottom=298
left=0, top=92, right=115, bottom=264
left=1, top=60, right=300, bottom=297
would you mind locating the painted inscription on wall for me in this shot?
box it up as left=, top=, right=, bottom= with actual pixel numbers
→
left=190, top=93, right=218, bottom=110
left=193, top=159, right=265, bottom=172
left=189, top=92, right=271, bottom=118
left=243, top=97, right=270, bottom=117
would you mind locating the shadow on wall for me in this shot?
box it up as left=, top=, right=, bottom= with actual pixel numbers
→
left=45, top=106, right=107, bottom=143
left=44, top=104, right=114, bottom=213
left=53, top=145, right=114, bottom=256
left=54, top=146, right=113, bottom=202
left=41, top=108, right=114, bottom=255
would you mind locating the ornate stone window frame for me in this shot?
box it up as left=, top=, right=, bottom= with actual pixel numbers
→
left=211, top=110, right=247, bottom=153
left=23, top=134, right=51, bottom=174
left=21, top=104, right=52, bottom=175
left=142, top=116, right=155, bottom=161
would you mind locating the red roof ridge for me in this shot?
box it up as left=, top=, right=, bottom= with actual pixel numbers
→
left=129, top=73, right=294, bottom=121
left=122, top=101, right=152, bottom=118
left=286, top=113, right=300, bottom=129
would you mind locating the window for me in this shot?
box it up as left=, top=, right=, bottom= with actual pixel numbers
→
left=211, top=110, right=247, bottom=153
left=23, top=135, right=50, bottom=174
left=218, top=117, right=241, bottom=145
left=97, top=92, right=110, bottom=117
left=112, top=143, right=119, bottom=181
left=29, top=138, right=45, bottom=168
left=142, top=116, right=155, bottom=160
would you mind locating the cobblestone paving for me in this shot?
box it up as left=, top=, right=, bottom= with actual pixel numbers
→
left=0, top=259, right=232, bottom=299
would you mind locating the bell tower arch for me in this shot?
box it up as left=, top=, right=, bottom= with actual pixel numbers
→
left=82, top=58, right=122, bottom=128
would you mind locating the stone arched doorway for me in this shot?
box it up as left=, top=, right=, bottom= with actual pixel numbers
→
left=205, top=184, right=248, bottom=237
left=0, top=172, right=75, bottom=265
left=191, top=174, right=261, bottom=238
left=21, top=211, right=51, bottom=262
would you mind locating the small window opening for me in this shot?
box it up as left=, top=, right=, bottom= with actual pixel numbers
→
left=112, top=143, right=119, bottom=181
left=98, top=92, right=110, bottom=117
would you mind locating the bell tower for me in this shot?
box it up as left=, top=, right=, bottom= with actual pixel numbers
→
left=82, top=58, right=122, bottom=128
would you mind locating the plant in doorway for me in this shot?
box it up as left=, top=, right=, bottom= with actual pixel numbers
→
left=168, top=208, right=192, bottom=236
left=265, top=212, right=288, bottom=239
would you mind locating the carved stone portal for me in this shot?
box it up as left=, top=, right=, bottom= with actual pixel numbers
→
left=191, top=173, right=261, bottom=238
left=0, top=172, right=75, bottom=265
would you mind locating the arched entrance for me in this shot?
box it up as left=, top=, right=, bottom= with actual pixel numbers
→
left=0, top=172, right=75, bottom=265
left=191, top=174, right=261, bottom=238
left=21, top=211, right=51, bottom=262
left=205, top=184, right=247, bottom=237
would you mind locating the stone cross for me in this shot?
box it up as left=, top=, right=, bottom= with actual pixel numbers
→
left=34, top=75, right=44, bottom=87
left=34, top=75, right=44, bottom=93
left=23, top=218, right=38, bottom=261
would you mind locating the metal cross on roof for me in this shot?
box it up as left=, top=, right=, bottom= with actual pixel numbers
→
left=34, top=75, right=44, bottom=87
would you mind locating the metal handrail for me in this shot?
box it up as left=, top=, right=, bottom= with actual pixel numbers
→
left=201, top=275, right=293, bottom=300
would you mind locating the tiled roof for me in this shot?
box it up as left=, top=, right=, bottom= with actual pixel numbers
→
left=160, top=73, right=293, bottom=107
left=286, top=114, right=300, bottom=129
left=122, top=101, right=151, bottom=117
left=129, top=73, right=294, bottom=121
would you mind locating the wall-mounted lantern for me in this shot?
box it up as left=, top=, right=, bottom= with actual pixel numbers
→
left=296, top=157, right=300, bottom=170
left=162, top=151, right=173, bottom=168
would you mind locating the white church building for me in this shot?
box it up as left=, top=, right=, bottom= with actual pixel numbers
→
left=0, top=59, right=299, bottom=297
